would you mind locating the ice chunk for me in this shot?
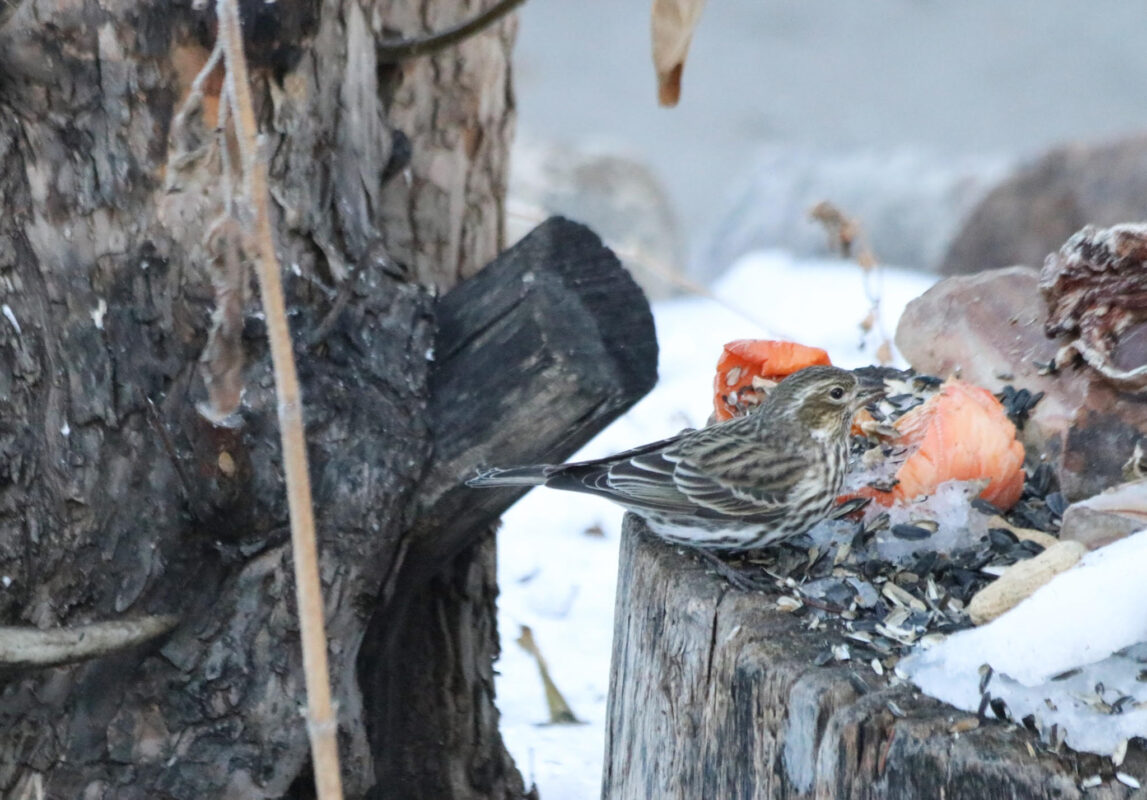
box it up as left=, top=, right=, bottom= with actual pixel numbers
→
left=899, top=529, right=1147, bottom=756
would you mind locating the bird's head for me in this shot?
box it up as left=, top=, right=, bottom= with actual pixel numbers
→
left=762, top=365, right=880, bottom=441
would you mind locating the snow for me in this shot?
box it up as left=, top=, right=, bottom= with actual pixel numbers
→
left=495, top=251, right=936, bottom=798
left=899, top=529, right=1147, bottom=757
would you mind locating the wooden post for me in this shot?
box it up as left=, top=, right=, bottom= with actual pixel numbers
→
left=604, top=515, right=1135, bottom=800
left=359, top=216, right=658, bottom=799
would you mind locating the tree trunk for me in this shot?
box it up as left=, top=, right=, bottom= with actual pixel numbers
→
left=0, top=1, right=523, bottom=797
left=604, top=516, right=1138, bottom=800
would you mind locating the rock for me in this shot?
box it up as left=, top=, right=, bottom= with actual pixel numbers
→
left=940, top=134, right=1147, bottom=275
left=967, top=540, right=1086, bottom=625
left=508, top=137, right=684, bottom=299
left=697, top=145, right=1009, bottom=278
left=1060, top=479, right=1147, bottom=550
left=896, top=266, right=1147, bottom=500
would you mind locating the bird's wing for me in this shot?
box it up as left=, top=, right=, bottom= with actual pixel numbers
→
left=545, top=424, right=809, bottom=521
left=669, top=430, right=810, bottom=519
left=542, top=430, right=711, bottom=515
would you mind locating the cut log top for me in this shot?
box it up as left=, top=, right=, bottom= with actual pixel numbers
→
left=604, top=514, right=1144, bottom=800
left=400, top=215, right=658, bottom=585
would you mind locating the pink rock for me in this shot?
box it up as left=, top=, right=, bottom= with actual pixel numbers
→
left=896, top=266, right=1147, bottom=500
left=1060, top=479, right=1147, bottom=550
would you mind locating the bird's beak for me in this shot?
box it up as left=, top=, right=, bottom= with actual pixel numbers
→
left=852, top=381, right=885, bottom=410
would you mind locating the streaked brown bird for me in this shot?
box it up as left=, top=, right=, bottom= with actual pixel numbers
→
left=468, top=365, right=879, bottom=552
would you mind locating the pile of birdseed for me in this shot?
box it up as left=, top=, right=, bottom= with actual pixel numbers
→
left=719, top=368, right=1064, bottom=677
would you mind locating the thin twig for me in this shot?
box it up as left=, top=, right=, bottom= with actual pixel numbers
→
left=376, top=0, right=526, bottom=63
left=215, top=1, right=344, bottom=797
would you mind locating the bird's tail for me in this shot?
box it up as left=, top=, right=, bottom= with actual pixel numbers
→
left=466, top=465, right=551, bottom=488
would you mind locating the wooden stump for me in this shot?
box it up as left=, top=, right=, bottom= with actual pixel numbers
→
left=604, top=515, right=1141, bottom=800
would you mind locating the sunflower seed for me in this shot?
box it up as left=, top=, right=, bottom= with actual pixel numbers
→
left=977, top=692, right=991, bottom=718
left=949, top=716, right=980, bottom=734
left=978, top=664, right=994, bottom=694
left=882, top=582, right=927, bottom=612
left=883, top=606, right=911, bottom=628
left=988, top=528, right=1019, bottom=551
left=849, top=672, right=871, bottom=695
left=1113, top=739, right=1128, bottom=767
left=775, top=596, right=803, bottom=612
left=1080, top=775, right=1102, bottom=790
left=1116, top=772, right=1140, bottom=790
left=1111, top=695, right=1135, bottom=714
left=971, top=498, right=1005, bottom=517
left=1050, top=667, right=1081, bottom=681
left=891, top=523, right=933, bottom=541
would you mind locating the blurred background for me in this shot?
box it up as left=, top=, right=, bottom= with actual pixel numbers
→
left=509, top=0, right=1147, bottom=288
left=496, top=3, right=1147, bottom=797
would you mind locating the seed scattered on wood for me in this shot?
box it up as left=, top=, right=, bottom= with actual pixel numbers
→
left=1116, top=772, right=1140, bottom=790
left=775, top=596, right=803, bottom=612
left=949, top=716, right=980, bottom=734
left=978, top=664, right=994, bottom=694
left=1112, top=739, right=1128, bottom=767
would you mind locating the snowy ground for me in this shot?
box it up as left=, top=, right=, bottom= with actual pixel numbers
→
left=494, top=251, right=937, bottom=799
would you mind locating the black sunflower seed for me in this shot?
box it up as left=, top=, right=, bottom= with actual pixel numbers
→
left=911, top=551, right=939, bottom=576
left=971, top=498, right=1004, bottom=517
left=1050, top=667, right=1081, bottom=681
left=862, top=559, right=892, bottom=579
left=891, top=524, right=933, bottom=541
left=1016, top=539, right=1046, bottom=557
left=1027, top=463, right=1055, bottom=498
left=1112, top=695, right=1135, bottom=714
left=979, top=665, right=994, bottom=693
left=989, top=697, right=1009, bottom=721
left=1045, top=491, right=1067, bottom=517
left=988, top=528, right=1019, bottom=551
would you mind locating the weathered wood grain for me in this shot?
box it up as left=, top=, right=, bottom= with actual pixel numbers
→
left=605, top=515, right=1142, bottom=800
left=362, top=216, right=657, bottom=799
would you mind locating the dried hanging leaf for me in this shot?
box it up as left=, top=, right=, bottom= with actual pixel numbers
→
left=517, top=625, right=582, bottom=724
left=651, top=0, right=707, bottom=107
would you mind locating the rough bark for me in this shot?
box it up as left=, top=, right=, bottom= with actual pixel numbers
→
left=361, top=216, right=657, bottom=799
left=604, top=515, right=1143, bottom=800
left=0, top=1, right=522, bottom=797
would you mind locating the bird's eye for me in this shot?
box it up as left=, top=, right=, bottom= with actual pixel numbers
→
left=829, top=386, right=845, bottom=400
